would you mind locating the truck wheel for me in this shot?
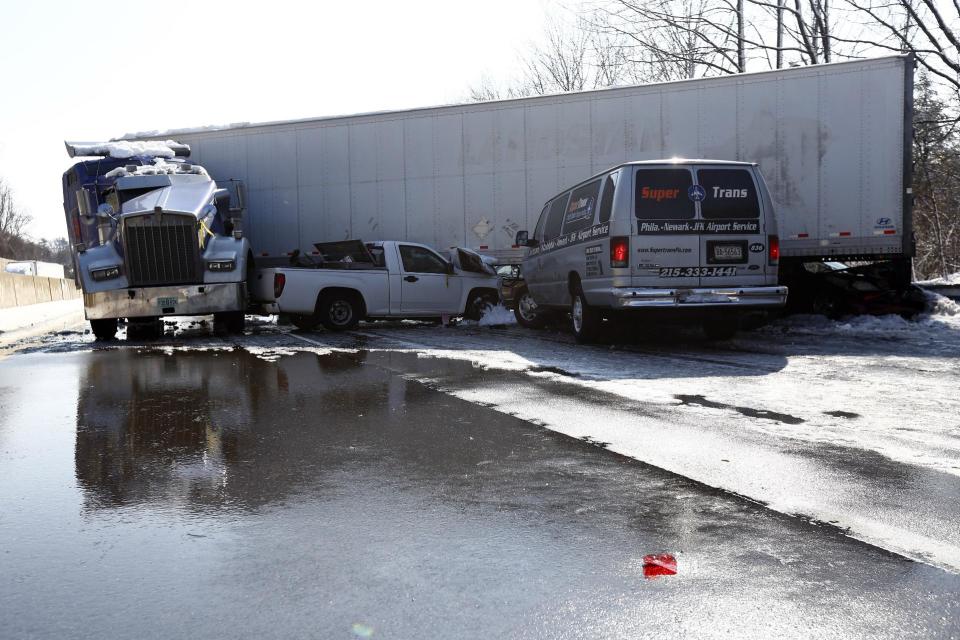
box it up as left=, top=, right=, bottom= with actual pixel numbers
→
left=290, top=315, right=319, bottom=331
left=514, top=287, right=546, bottom=329
left=90, top=318, right=117, bottom=341
left=703, top=317, right=739, bottom=341
left=570, top=287, right=601, bottom=343
left=320, top=293, right=362, bottom=331
left=465, top=291, right=498, bottom=321
left=214, top=311, right=246, bottom=335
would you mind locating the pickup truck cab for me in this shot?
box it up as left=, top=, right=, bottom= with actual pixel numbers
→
left=256, top=240, right=501, bottom=330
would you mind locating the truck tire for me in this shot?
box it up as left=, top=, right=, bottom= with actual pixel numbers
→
left=465, top=291, right=498, bottom=321
left=90, top=318, right=117, bottom=341
left=570, top=286, right=601, bottom=344
left=514, top=286, right=546, bottom=329
left=290, top=315, right=319, bottom=331
left=319, top=292, right=362, bottom=331
left=214, top=311, right=246, bottom=335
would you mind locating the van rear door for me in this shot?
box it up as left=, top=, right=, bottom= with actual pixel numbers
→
left=632, top=166, right=700, bottom=289
left=694, top=166, right=767, bottom=288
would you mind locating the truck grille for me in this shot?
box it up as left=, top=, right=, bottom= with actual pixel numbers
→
left=123, top=213, right=200, bottom=286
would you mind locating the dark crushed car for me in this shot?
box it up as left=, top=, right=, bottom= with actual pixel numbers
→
left=782, top=261, right=928, bottom=318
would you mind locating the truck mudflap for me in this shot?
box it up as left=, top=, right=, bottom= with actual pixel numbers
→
left=83, top=282, right=246, bottom=320
left=609, top=285, right=788, bottom=309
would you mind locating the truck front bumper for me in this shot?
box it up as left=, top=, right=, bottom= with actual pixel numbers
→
left=609, top=285, right=788, bottom=309
left=83, top=283, right=246, bottom=320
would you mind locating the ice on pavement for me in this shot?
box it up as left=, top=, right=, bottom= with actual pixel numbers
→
left=479, top=304, right=516, bottom=327
left=353, top=297, right=960, bottom=481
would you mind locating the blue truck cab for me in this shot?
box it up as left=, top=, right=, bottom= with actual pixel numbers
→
left=62, top=141, right=252, bottom=339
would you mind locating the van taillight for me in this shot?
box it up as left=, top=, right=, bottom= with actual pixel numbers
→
left=611, top=236, right=629, bottom=268
left=274, top=273, right=286, bottom=298
left=768, top=235, right=780, bottom=265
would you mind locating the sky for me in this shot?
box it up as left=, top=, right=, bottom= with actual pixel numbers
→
left=0, top=0, right=557, bottom=241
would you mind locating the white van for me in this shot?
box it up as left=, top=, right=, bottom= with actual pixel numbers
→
left=513, top=160, right=788, bottom=342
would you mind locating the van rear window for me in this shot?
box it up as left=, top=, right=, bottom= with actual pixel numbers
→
left=634, top=169, right=694, bottom=220
left=697, top=169, right=760, bottom=219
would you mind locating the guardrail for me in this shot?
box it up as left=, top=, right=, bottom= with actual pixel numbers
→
left=0, top=271, right=80, bottom=309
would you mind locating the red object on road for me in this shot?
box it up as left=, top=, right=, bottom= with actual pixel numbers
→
left=643, top=554, right=677, bottom=578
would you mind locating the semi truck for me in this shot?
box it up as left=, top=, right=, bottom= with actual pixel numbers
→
left=126, top=54, right=916, bottom=314
left=62, top=141, right=253, bottom=339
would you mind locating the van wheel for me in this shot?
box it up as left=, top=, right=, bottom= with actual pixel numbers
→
left=320, top=292, right=362, bottom=331
left=570, top=287, right=601, bottom=343
left=90, top=318, right=117, bottom=341
left=514, top=287, right=546, bottom=329
left=290, top=314, right=319, bottom=331
left=703, top=318, right=739, bottom=341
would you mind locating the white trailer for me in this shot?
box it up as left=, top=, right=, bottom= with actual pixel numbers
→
left=133, top=55, right=912, bottom=274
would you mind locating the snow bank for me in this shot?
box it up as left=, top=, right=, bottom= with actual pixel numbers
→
left=918, top=272, right=960, bottom=286
left=70, top=140, right=188, bottom=159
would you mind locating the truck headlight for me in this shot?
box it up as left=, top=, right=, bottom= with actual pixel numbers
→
left=90, top=266, right=121, bottom=281
left=207, top=260, right=236, bottom=272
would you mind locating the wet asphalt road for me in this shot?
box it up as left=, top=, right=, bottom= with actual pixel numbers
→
left=2, top=334, right=960, bottom=639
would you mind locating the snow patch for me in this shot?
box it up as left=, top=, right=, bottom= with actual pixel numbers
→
left=479, top=304, right=516, bottom=327
left=103, top=158, right=207, bottom=179
left=70, top=140, right=188, bottom=159
left=917, top=272, right=960, bottom=286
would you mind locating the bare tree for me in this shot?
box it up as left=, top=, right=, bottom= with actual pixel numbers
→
left=838, top=0, right=960, bottom=94
left=0, top=179, right=32, bottom=258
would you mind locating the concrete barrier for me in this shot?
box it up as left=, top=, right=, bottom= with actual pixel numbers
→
left=0, top=271, right=80, bottom=309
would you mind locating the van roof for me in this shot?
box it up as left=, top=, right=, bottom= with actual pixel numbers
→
left=541, top=158, right=757, bottom=205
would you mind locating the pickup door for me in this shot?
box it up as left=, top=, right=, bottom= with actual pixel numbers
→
left=394, top=243, right=463, bottom=314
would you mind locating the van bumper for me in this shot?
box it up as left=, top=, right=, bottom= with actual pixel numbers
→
left=84, top=282, right=246, bottom=320
left=608, top=285, right=788, bottom=309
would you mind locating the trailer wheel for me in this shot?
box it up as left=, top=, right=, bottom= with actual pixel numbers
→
left=319, top=291, right=362, bottom=331
left=214, top=311, right=246, bottom=335
left=90, top=318, right=117, bottom=341
left=514, top=286, right=546, bottom=329
left=290, top=314, right=319, bottom=331
left=570, top=285, right=601, bottom=343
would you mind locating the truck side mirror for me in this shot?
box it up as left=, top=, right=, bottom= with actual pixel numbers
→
left=515, top=230, right=536, bottom=247
left=446, top=261, right=456, bottom=275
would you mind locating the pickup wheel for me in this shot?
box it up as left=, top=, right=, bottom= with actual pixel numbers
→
left=214, top=311, right=246, bottom=335
left=90, top=318, right=118, bottom=341
left=290, top=314, right=319, bottom=331
left=319, top=292, right=362, bottom=331
left=514, top=286, right=546, bottom=329
left=465, top=291, right=498, bottom=321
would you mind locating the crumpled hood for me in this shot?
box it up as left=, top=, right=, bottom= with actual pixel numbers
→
left=121, top=176, right=216, bottom=219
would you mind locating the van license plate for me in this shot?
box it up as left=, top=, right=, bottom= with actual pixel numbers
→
left=157, top=297, right=178, bottom=308
left=714, top=244, right=743, bottom=260
left=659, top=267, right=737, bottom=277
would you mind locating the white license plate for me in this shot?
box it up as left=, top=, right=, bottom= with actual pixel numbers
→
left=714, top=245, right=743, bottom=260
left=658, top=267, right=738, bottom=278
left=157, top=297, right=178, bottom=308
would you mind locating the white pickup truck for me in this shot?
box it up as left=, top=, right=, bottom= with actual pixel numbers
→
left=255, top=240, right=502, bottom=330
